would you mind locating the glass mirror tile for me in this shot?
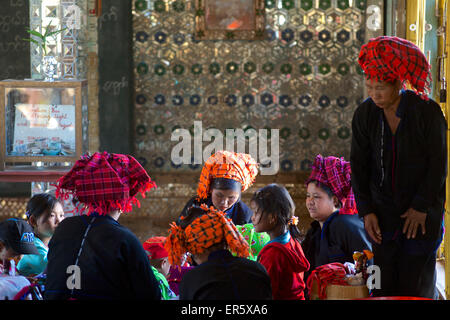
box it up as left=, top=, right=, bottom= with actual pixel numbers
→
left=133, top=0, right=368, bottom=173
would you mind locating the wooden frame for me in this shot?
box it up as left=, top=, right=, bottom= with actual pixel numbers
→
left=0, top=79, right=87, bottom=171
left=194, top=0, right=265, bottom=40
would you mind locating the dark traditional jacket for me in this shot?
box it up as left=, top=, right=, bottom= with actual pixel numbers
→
left=44, top=215, right=161, bottom=300
left=350, top=90, right=447, bottom=241
left=302, top=211, right=372, bottom=283
left=179, top=249, right=272, bottom=300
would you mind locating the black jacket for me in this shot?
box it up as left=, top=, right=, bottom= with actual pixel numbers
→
left=302, top=211, right=372, bottom=282
left=350, top=90, right=447, bottom=241
left=179, top=249, right=272, bottom=300
left=44, top=215, right=161, bottom=300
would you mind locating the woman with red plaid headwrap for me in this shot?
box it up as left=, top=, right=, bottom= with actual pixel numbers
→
left=301, top=154, right=371, bottom=298
left=44, top=152, right=161, bottom=300
left=166, top=204, right=272, bottom=300
left=351, top=36, right=446, bottom=299
left=178, top=150, right=259, bottom=226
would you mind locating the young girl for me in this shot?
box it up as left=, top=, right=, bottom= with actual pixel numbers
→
left=250, top=184, right=310, bottom=300
left=17, top=193, right=65, bottom=276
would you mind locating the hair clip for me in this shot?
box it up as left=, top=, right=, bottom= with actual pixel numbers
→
left=288, top=216, right=298, bottom=226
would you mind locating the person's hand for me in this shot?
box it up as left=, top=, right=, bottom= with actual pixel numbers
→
left=363, top=213, right=382, bottom=244
left=400, top=208, right=427, bottom=239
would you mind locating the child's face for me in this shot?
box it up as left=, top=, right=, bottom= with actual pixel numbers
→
left=306, top=182, right=337, bottom=223
left=250, top=201, right=275, bottom=233
left=34, top=202, right=65, bottom=238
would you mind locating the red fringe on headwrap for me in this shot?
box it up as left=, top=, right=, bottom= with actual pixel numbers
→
left=358, top=36, right=431, bottom=101
left=54, top=152, right=157, bottom=216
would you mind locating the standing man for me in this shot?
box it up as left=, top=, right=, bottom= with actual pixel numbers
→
left=351, top=36, right=447, bottom=299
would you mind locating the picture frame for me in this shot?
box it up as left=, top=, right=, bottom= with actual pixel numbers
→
left=194, top=0, right=265, bottom=40
left=0, top=79, right=88, bottom=171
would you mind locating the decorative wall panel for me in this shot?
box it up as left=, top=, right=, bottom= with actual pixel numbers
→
left=30, top=0, right=90, bottom=80
left=133, top=0, right=367, bottom=173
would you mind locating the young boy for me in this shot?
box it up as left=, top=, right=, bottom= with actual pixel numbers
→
left=0, top=218, right=39, bottom=299
left=143, top=236, right=175, bottom=299
left=0, top=218, right=39, bottom=274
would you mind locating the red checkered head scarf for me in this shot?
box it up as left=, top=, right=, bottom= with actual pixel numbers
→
left=196, top=150, right=259, bottom=201
left=55, top=151, right=157, bottom=216
left=164, top=204, right=250, bottom=266
left=358, top=36, right=431, bottom=100
left=305, top=154, right=357, bottom=215
left=143, top=236, right=168, bottom=260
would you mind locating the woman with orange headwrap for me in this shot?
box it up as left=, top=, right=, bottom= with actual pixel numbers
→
left=178, top=150, right=259, bottom=226
left=165, top=204, right=272, bottom=300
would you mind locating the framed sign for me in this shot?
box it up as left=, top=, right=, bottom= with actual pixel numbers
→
left=194, top=0, right=265, bottom=40
left=0, top=79, right=88, bottom=170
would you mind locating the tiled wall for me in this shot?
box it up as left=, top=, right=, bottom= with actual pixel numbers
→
left=132, top=0, right=367, bottom=173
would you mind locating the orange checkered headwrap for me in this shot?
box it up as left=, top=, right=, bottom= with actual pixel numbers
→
left=196, top=151, right=259, bottom=200
left=164, top=204, right=250, bottom=266
left=358, top=36, right=431, bottom=100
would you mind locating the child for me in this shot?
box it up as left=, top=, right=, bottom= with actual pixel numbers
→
left=250, top=183, right=310, bottom=300
left=143, top=236, right=177, bottom=300
left=165, top=204, right=272, bottom=300
left=301, top=155, right=371, bottom=289
left=0, top=218, right=40, bottom=300
left=236, top=223, right=270, bottom=261
left=17, top=193, right=65, bottom=276
left=0, top=218, right=39, bottom=274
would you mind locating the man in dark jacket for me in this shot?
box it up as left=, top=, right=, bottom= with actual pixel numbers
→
left=351, top=36, right=447, bottom=299
left=44, top=152, right=161, bottom=300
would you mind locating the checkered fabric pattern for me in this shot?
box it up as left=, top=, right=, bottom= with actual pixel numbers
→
left=306, top=263, right=349, bottom=300
left=55, top=151, right=157, bottom=215
left=358, top=36, right=431, bottom=100
left=305, top=154, right=357, bottom=215
left=165, top=204, right=250, bottom=266
left=196, top=151, right=259, bottom=200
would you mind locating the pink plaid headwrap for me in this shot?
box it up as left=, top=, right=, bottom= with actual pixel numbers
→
left=55, top=151, right=157, bottom=216
left=305, top=154, right=357, bottom=215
